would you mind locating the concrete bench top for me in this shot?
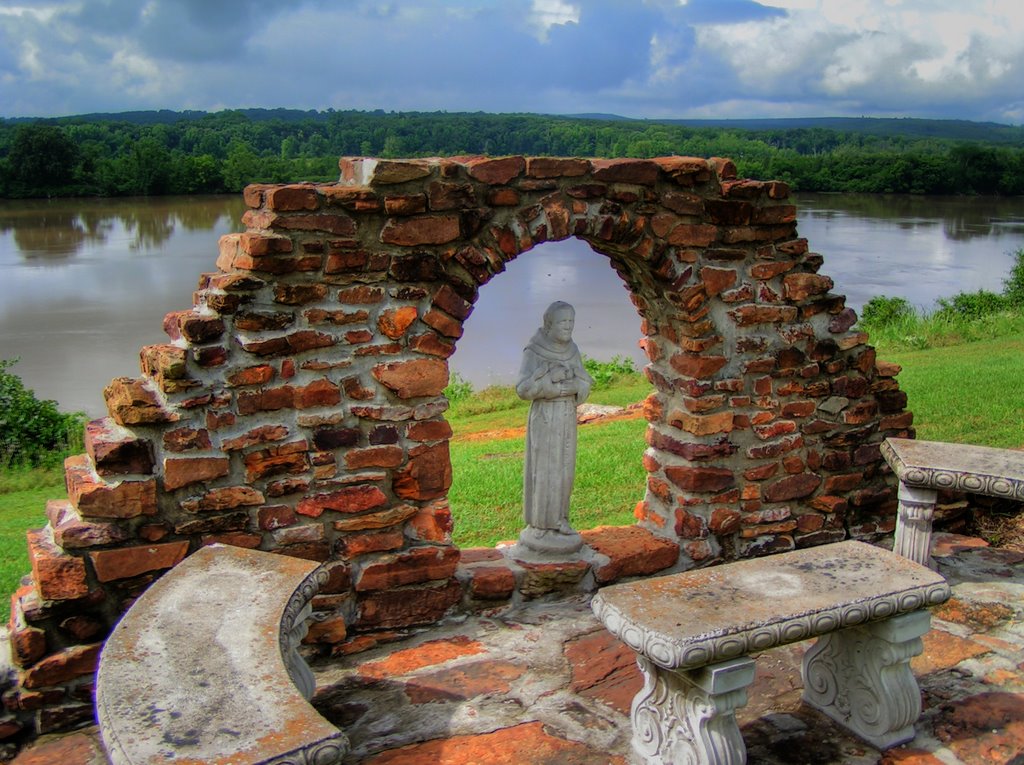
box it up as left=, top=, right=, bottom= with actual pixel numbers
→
left=882, top=437, right=1024, bottom=500
left=96, top=544, right=347, bottom=765
left=591, top=540, right=950, bottom=672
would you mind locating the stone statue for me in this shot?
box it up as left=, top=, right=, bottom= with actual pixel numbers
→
left=513, top=301, right=593, bottom=558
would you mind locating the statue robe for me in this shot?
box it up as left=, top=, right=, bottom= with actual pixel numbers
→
left=515, top=331, right=593, bottom=532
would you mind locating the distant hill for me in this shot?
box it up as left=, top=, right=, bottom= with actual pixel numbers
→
left=564, top=113, right=1024, bottom=144
left=5, top=109, right=1020, bottom=145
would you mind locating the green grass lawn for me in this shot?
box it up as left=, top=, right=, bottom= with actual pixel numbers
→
left=882, top=334, right=1024, bottom=448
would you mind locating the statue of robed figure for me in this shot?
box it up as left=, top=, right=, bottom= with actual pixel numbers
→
left=513, top=301, right=593, bottom=558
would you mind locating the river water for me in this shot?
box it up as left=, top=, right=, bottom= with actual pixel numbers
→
left=2, top=193, right=1023, bottom=418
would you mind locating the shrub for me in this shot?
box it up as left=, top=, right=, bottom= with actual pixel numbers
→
left=443, top=371, right=475, bottom=404
left=0, top=359, right=85, bottom=467
left=858, top=296, right=916, bottom=329
left=1002, top=248, right=1024, bottom=307
left=583, top=355, right=639, bottom=388
left=936, top=289, right=1007, bottom=320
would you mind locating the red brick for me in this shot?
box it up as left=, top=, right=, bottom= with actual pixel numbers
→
left=266, top=185, right=320, bottom=211
left=84, top=418, right=154, bottom=476
left=243, top=442, right=309, bottom=482
left=665, top=465, right=735, bottom=493
left=381, top=215, right=460, bottom=246
left=332, top=504, right=420, bottom=532
left=526, top=157, right=589, bottom=178
left=336, top=529, right=406, bottom=558
left=466, top=156, right=525, bottom=185
left=345, top=446, right=405, bottom=469
left=762, top=473, right=822, bottom=503
left=162, top=426, right=211, bottom=453
left=372, top=358, right=449, bottom=399
left=378, top=306, right=419, bottom=339
left=162, top=456, right=230, bottom=491
left=356, top=580, right=462, bottom=629
left=89, top=541, right=188, bottom=582
left=670, top=353, right=728, bottom=379
left=65, top=455, right=157, bottom=519
left=238, top=232, right=293, bottom=256
left=22, top=643, right=102, bottom=690
left=783, top=272, right=834, bottom=301
left=180, top=486, right=265, bottom=513
left=421, top=308, right=464, bottom=339
left=667, top=409, right=734, bottom=436
left=356, top=546, right=460, bottom=591
left=393, top=443, right=452, bottom=501
left=581, top=525, right=679, bottom=583
left=294, top=379, right=341, bottom=409
left=467, top=565, right=516, bottom=600
left=297, top=485, right=388, bottom=517
left=566, top=629, right=642, bottom=715
left=589, top=158, right=659, bottom=185
left=668, top=224, right=718, bottom=246
left=363, top=720, right=627, bottom=765
left=403, top=660, right=526, bottom=704
left=103, top=377, right=178, bottom=426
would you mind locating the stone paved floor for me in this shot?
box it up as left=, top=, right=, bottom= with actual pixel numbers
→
left=10, top=532, right=1024, bottom=764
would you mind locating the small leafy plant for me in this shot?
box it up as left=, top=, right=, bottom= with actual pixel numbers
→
left=0, top=359, right=85, bottom=467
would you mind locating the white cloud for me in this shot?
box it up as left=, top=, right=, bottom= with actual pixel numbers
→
left=529, top=0, right=579, bottom=42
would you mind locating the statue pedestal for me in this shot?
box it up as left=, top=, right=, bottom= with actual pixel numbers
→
left=508, top=525, right=584, bottom=562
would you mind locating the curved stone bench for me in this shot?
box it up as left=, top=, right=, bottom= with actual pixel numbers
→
left=882, top=436, right=1024, bottom=566
left=591, top=540, right=950, bottom=764
left=96, top=544, right=348, bottom=765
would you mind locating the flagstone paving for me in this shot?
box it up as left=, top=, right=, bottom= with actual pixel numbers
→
left=9, top=532, right=1023, bottom=764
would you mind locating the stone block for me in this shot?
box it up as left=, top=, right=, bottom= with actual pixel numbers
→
left=466, top=564, right=516, bottom=600
left=393, top=443, right=452, bottom=501
left=88, top=541, right=189, bottom=583
left=356, top=580, right=462, bottom=629
left=296, top=485, right=388, bottom=517
left=65, top=455, right=157, bottom=519
left=581, top=525, right=679, bottom=584
left=47, top=500, right=128, bottom=550
left=355, top=546, right=460, bottom=591
left=381, top=215, right=460, bottom=246
left=162, top=456, right=230, bottom=492
left=103, top=377, right=177, bottom=426
left=84, top=418, right=154, bottom=476
left=22, top=643, right=102, bottom=690
left=372, top=358, right=449, bottom=398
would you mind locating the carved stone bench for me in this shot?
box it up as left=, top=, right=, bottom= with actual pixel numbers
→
left=591, top=540, right=950, bottom=764
left=882, top=436, right=1024, bottom=566
left=96, top=544, right=348, bottom=765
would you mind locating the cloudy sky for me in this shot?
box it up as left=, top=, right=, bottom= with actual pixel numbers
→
left=2, top=0, right=1022, bottom=123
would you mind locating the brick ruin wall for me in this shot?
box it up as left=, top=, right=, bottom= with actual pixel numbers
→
left=1, top=155, right=913, bottom=739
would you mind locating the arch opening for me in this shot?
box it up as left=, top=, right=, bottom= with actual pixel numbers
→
left=442, top=235, right=651, bottom=550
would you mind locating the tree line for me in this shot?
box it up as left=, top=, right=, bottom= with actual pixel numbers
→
left=2, top=109, right=1023, bottom=198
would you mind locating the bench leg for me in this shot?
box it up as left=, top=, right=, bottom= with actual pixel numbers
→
left=630, top=655, right=755, bottom=765
left=801, top=610, right=930, bottom=750
left=892, top=482, right=938, bottom=566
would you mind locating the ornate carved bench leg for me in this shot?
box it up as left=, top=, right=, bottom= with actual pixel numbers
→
left=630, top=655, right=756, bottom=765
left=893, top=482, right=938, bottom=566
left=801, top=610, right=931, bottom=750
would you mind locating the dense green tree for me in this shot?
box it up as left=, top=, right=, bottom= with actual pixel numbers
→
left=5, top=124, right=80, bottom=193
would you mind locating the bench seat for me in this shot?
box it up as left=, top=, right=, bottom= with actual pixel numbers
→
left=592, top=540, right=950, bottom=764
left=883, top=437, right=1024, bottom=565
left=96, top=544, right=348, bottom=765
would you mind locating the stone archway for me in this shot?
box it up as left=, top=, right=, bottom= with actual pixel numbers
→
left=5, top=155, right=911, bottom=736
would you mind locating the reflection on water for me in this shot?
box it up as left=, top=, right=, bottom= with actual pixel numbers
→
left=2, top=192, right=1024, bottom=417
left=0, top=196, right=245, bottom=260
